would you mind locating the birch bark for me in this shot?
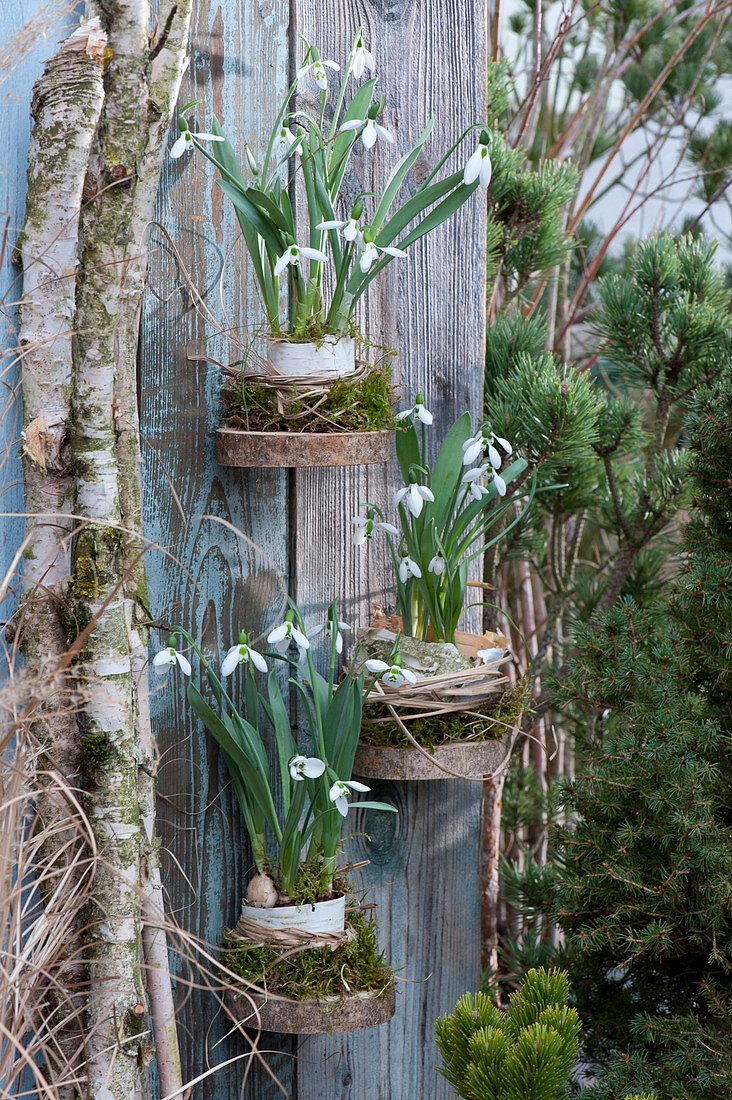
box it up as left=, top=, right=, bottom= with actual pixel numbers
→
left=69, top=0, right=191, bottom=1091
left=15, top=22, right=107, bottom=1094
left=16, top=3, right=191, bottom=1095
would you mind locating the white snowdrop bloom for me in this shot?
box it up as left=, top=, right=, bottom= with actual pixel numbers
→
left=329, top=778, right=371, bottom=817
left=428, top=554, right=446, bottom=576
left=221, top=641, right=268, bottom=677
left=289, top=755, right=326, bottom=781
left=297, top=58, right=340, bottom=91
left=316, top=216, right=363, bottom=243
left=394, top=482, right=435, bottom=518
left=398, top=556, right=422, bottom=583
left=493, top=472, right=507, bottom=497
left=351, top=514, right=399, bottom=547
left=476, top=648, right=505, bottom=666
left=395, top=401, right=433, bottom=425
left=170, top=128, right=225, bottom=159
left=339, top=116, right=394, bottom=151
left=153, top=644, right=192, bottom=677
left=277, top=125, right=299, bottom=158
left=351, top=39, right=376, bottom=80
left=358, top=239, right=407, bottom=274
left=364, top=659, right=418, bottom=689
left=274, top=242, right=329, bottom=278
left=463, top=140, right=492, bottom=188
left=462, top=433, right=486, bottom=467
left=267, top=619, right=310, bottom=659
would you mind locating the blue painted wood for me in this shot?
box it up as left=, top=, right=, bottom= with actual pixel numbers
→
left=0, top=1, right=74, bottom=627
left=290, top=3, right=488, bottom=1096
left=140, top=1, right=294, bottom=1096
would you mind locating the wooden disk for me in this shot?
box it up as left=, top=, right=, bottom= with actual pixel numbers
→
left=224, top=984, right=396, bottom=1034
left=216, top=428, right=394, bottom=468
left=353, top=735, right=512, bottom=781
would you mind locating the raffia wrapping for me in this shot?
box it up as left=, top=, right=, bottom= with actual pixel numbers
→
left=357, top=613, right=518, bottom=781
left=228, top=914, right=357, bottom=952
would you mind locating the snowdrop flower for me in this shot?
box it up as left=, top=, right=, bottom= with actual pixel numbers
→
left=297, top=58, right=340, bottom=91
left=359, top=238, right=407, bottom=274
left=267, top=614, right=310, bottom=659
left=461, top=463, right=506, bottom=499
left=340, top=115, right=394, bottom=151
left=462, top=433, right=486, bottom=467
left=316, top=216, right=363, bottom=244
left=477, top=647, right=505, bottom=666
left=170, top=126, right=225, bottom=160
left=428, top=554, right=446, bottom=576
left=396, top=395, right=433, bottom=425
left=329, top=779, right=371, bottom=817
left=463, top=132, right=492, bottom=188
left=289, top=755, right=326, bottom=781
left=398, top=556, right=422, bottom=583
left=221, top=635, right=268, bottom=676
left=274, top=241, right=328, bottom=278
left=364, top=659, right=418, bottom=688
left=351, top=35, right=376, bottom=80
left=393, top=481, right=435, bottom=518
left=276, top=124, right=300, bottom=158
left=462, top=428, right=512, bottom=468
left=351, top=512, right=399, bottom=547
left=153, top=639, right=192, bottom=677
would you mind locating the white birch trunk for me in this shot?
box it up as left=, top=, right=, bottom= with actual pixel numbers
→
left=15, top=22, right=107, bottom=1095
left=15, top=3, right=191, bottom=1095
left=69, top=1, right=192, bottom=1092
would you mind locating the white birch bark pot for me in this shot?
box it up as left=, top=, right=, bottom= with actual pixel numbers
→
left=267, top=336, right=356, bottom=378
left=240, top=894, right=346, bottom=934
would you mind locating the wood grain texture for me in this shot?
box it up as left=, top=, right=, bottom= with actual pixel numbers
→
left=290, top=3, right=488, bottom=1096
left=225, top=986, right=396, bottom=1035
left=353, top=735, right=512, bottom=781
left=140, top=2, right=294, bottom=1096
left=216, top=427, right=394, bottom=467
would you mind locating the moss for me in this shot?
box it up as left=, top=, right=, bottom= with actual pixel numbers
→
left=221, top=909, right=393, bottom=1002
left=80, top=729, right=114, bottom=777
left=226, top=364, right=398, bottom=434
left=74, top=554, right=99, bottom=599
left=361, top=679, right=531, bottom=749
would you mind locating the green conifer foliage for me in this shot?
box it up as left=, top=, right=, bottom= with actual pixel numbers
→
left=436, top=968, right=656, bottom=1100
left=435, top=968, right=582, bottom=1100
left=538, top=374, right=732, bottom=1098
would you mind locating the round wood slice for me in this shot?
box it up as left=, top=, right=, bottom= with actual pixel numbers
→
left=353, top=735, right=511, bottom=781
left=224, top=983, right=396, bottom=1034
left=216, top=427, right=394, bottom=468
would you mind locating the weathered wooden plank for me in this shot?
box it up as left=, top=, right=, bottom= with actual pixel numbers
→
left=290, top=3, right=488, bottom=1096
left=140, top=1, right=294, bottom=1096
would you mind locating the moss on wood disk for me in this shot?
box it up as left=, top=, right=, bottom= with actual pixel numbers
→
left=361, top=679, right=530, bottom=749
left=226, top=365, right=398, bottom=433
left=222, top=910, right=393, bottom=1002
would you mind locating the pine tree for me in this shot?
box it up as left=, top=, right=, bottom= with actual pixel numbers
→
left=528, top=374, right=732, bottom=1098
left=435, top=969, right=583, bottom=1100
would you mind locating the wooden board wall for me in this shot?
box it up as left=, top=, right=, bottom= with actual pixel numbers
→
left=291, top=4, right=487, bottom=1096
left=140, top=1, right=295, bottom=1095
left=144, top=1, right=489, bottom=1097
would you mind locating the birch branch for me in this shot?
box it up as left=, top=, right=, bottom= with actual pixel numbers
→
left=15, top=20, right=107, bottom=1095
